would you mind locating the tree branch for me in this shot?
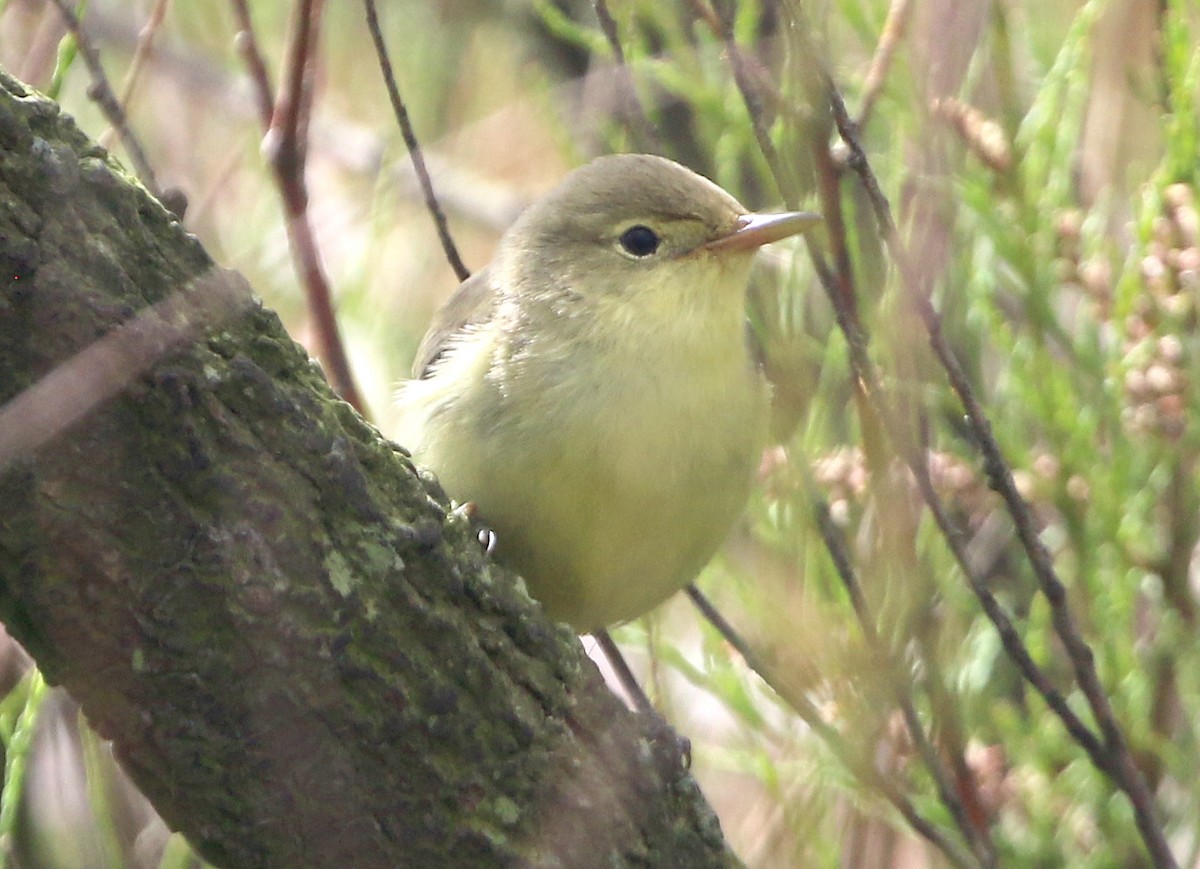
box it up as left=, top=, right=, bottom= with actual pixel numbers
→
left=0, top=69, right=735, bottom=869
left=230, top=0, right=367, bottom=416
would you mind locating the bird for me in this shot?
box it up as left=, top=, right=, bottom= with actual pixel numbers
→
left=396, top=153, right=818, bottom=632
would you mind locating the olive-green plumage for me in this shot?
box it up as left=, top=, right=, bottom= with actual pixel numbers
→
left=396, top=154, right=818, bottom=630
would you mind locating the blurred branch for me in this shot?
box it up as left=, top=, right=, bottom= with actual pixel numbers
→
left=46, top=0, right=162, bottom=200
left=824, top=80, right=1180, bottom=869
left=930, top=98, right=1013, bottom=174
left=708, top=0, right=1141, bottom=852
left=229, top=0, right=274, bottom=126
left=0, top=269, right=254, bottom=471
left=809, top=124, right=862, bottom=330
left=668, top=6, right=984, bottom=856
left=794, top=98, right=1073, bottom=765
left=591, top=0, right=663, bottom=153
left=810, top=495, right=997, bottom=868
left=229, top=0, right=366, bottom=415
left=700, top=0, right=795, bottom=204
left=99, top=0, right=170, bottom=153
left=362, top=0, right=470, bottom=283
left=856, top=0, right=912, bottom=129
left=683, top=586, right=978, bottom=869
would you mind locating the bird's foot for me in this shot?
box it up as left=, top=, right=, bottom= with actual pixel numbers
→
left=593, top=629, right=691, bottom=773
left=644, top=710, right=692, bottom=774
left=452, top=501, right=497, bottom=555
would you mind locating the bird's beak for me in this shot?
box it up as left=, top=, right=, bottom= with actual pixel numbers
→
left=705, top=211, right=822, bottom=253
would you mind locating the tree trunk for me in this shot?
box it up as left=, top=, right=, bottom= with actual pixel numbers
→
left=0, top=68, right=737, bottom=869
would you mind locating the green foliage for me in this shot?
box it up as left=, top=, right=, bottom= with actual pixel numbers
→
left=47, top=1, right=88, bottom=100
left=0, top=669, right=45, bottom=864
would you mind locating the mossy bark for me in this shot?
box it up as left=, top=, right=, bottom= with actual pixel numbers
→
left=0, top=69, right=737, bottom=869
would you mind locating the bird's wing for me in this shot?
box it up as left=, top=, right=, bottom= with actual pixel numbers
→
left=411, top=266, right=500, bottom=379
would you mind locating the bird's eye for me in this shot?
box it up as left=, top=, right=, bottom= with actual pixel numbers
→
left=618, top=225, right=661, bottom=258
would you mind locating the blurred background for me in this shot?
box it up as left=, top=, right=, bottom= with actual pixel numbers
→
left=0, top=0, right=1198, bottom=866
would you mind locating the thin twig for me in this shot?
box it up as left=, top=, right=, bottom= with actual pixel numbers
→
left=273, top=0, right=317, bottom=179
left=230, top=0, right=366, bottom=415
left=812, top=498, right=996, bottom=868
left=809, top=128, right=862, bottom=329
left=805, top=108, right=1111, bottom=786
left=807, top=105, right=991, bottom=868
left=803, top=167, right=1099, bottom=769
left=913, top=427, right=1105, bottom=755
left=790, top=47, right=1110, bottom=772
left=100, top=0, right=171, bottom=152
left=591, top=0, right=663, bottom=154
left=769, top=133, right=1001, bottom=857
left=683, top=0, right=722, bottom=33
left=914, top=603, right=993, bottom=839
left=230, top=0, right=274, bottom=127
left=700, top=0, right=794, bottom=204
left=593, top=629, right=655, bottom=714
left=362, top=0, right=470, bottom=282
left=813, top=233, right=1101, bottom=862
left=47, top=0, right=161, bottom=198
left=826, top=84, right=1179, bottom=869
left=684, top=586, right=977, bottom=869
left=856, top=0, right=912, bottom=129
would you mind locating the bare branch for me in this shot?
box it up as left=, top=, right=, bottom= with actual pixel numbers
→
left=228, top=0, right=366, bottom=415
left=591, top=0, right=663, bottom=154
left=229, top=0, right=275, bottom=127
left=811, top=496, right=996, bottom=868
left=857, top=0, right=913, bottom=129
left=99, top=0, right=171, bottom=153
left=683, top=584, right=978, bottom=869
left=826, top=82, right=1179, bottom=869
left=46, top=0, right=161, bottom=199
left=698, top=0, right=795, bottom=204
left=362, top=0, right=470, bottom=283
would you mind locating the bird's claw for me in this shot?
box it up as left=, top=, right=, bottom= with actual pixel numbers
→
left=452, top=502, right=497, bottom=555
left=644, top=709, right=692, bottom=776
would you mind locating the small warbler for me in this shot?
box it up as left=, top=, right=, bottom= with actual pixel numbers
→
left=397, top=154, right=819, bottom=631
